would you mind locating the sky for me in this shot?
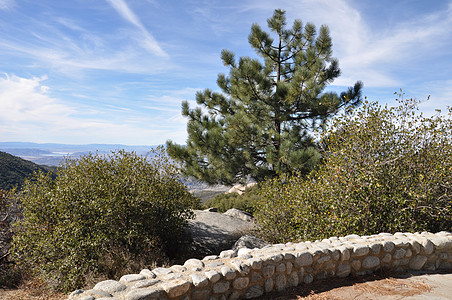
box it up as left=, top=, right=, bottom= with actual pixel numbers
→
left=0, top=0, right=451, bottom=145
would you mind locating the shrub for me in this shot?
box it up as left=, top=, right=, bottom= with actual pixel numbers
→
left=203, top=185, right=260, bottom=214
left=0, top=189, right=23, bottom=288
left=11, top=147, right=199, bottom=292
left=255, top=97, right=452, bottom=243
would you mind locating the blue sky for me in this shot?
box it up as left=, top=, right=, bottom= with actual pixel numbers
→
left=0, top=0, right=451, bottom=145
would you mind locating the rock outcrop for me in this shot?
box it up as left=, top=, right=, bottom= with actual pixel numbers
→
left=185, top=210, right=255, bottom=258
left=223, top=208, right=253, bottom=222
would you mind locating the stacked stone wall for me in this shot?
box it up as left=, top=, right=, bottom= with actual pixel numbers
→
left=69, top=231, right=452, bottom=300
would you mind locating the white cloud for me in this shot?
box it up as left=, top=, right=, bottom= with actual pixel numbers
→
left=0, top=74, right=188, bottom=144
left=0, top=74, right=73, bottom=123
left=105, top=0, right=168, bottom=57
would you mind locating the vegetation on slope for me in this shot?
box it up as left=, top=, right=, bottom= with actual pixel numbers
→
left=0, top=151, right=55, bottom=190
left=203, top=185, right=260, bottom=215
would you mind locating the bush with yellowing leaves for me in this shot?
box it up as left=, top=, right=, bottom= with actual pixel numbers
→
left=256, top=97, right=452, bottom=243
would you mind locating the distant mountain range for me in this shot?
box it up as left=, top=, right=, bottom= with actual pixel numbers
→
left=0, top=142, right=158, bottom=166
left=0, top=142, right=229, bottom=199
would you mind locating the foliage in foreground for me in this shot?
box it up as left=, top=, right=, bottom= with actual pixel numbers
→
left=11, top=147, right=199, bottom=292
left=203, top=185, right=260, bottom=215
left=167, top=9, right=362, bottom=185
left=0, top=189, right=23, bottom=288
left=255, top=98, right=452, bottom=243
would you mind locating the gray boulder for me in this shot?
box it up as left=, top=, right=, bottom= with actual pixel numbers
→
left=186, top=210, right=255, bottom=258
left=232, top=235, right=269, bottom=254
left=223, top=208, right=253, bottom=222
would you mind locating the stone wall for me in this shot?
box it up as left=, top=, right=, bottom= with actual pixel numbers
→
left=68, top=231, right=452, bottom=300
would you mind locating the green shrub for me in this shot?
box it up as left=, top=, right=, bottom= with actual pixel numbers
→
left=11, top=147, right=199, bottom=292
left=0, top=189, right=24, bottom=288
left=255, top=98, right=452, bottom=243
left=203, top=185, right=260, bottom=214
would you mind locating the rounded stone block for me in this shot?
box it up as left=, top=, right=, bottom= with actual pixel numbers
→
left=213, top=281, right=230, bottom=294
left=184, top=258, right=205, bottom=271
left=251, top=271, right=263, bottom=283
left=316, top=255, right=331, bottom=265
left=243, top=285, right=264, bottom=299
left=140, top=269, right=156, bottom=278
left=430, top=236, right=452, bottom=251
left=262, top=265, right=275, bottom=278
left=409, top=255, right=428, bottom=270
left=382, top=241, right=395, bottom=252
left=352, top=244, right=369, bottom=257
left=190, top=273, right=209, bottom=287
left=152, top=267, right=173, bottom=276
left=264, top=278, right=274, bottom=293
left=221, top=266, right=237, bottom=280
left=161, top=279, right=190, bottom=298
left=294, top=252, right=313, bottom=267
left=336, top=264, right=351, bottom=278
left=249, top=258, right=263, bottom=270
left=231, top=259, right=251, bottom=275
left=233, top=277, right=250, bottom=290
left=382, top=253, right=392, bottom=264
left=370, top=243, right=382, bottom=254
left=351, top=259, right=361, bottom=271
left=276, top=263, right=286, bottom=273
left=286, top=261, right=293, bottom=274
left=192, top=289, right=210, bottom=300
left=93, top=280, right=126, bottom=294
left=205, top=270, right=221, bottom=283
left=125, top=288, right=160, bottom=300
left=220, top=250, right=235, bottom=258
left=393, top=248, right=406, bottom=259
left=120, top=274, right=146, bottom=283
left=275, top=274, right=287, bottom=291
left=303, top=273, right=313, bottom=284
left=132, top=279, right=160, bottom=289
left=288, top=271, right=299, bottom=286
left=362, top=256, right=380, bottom=269
left=419, top=238, right=434, bottom=255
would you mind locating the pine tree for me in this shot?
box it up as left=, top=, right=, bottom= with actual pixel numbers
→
left=167, top=9, right=363, bottom=185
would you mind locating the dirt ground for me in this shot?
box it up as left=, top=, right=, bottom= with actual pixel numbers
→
left=0, top=288, right=65, bottom=300
left=261, top=270, right=450, bottom=300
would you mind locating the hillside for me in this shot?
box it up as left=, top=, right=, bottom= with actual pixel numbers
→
left=0, top=151, right=55, bottom=190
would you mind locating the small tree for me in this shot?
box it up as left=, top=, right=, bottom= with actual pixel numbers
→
left=11, top=147, right=199, bottom=291
left=203, top=185, right=260, bottom=215
left=167, top=9, right=362, bottom=185
left=256, top=97, right=452, bottom=243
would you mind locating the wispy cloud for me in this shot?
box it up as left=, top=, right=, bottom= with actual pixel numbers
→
left=0, top=0, right=14, bottom=10
left=234, top=0, right=452, bottom=88
left=0, top=30, right=170, bottom=78
left=105, top=0, right=168, bottom=57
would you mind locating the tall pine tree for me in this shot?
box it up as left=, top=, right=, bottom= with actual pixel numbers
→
left=167, top=9, right=362, bottom=185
